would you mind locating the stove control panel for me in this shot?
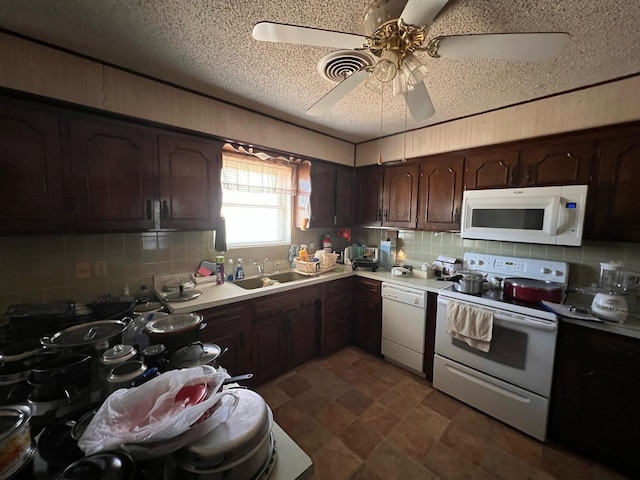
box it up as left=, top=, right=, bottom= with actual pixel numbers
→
left=463, top=253, right=568, bottom=284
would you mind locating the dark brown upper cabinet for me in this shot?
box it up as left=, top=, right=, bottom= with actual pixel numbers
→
left=158, top=134, right=222, bottom=230
left=309, top=162, right=353, bottom=228
left=69, top=117, right=156, bottom=231
left=590, top=125, right=640, bottom=242
left=0, top=99, right=65, bottom=234
left=417, top=155, right=464, bottom=231
left=465, top=150, right=520, bottom=189
left=354, top=165, right=384, bottom=226
left=518, top=137, right=593, bottom=186
left=382, top=163, right=419, bottom=228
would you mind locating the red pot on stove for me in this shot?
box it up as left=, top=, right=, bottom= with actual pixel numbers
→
left=503, top=278, right=564, bottom=303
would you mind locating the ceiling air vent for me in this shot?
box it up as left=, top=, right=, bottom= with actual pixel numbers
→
left=318, top=50, right=373, bottom=82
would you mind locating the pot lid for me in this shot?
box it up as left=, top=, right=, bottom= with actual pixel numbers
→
left=132, top=302, right=164, bottom=314
left=504, top=278, right=564, bottom=291
left=107, top=361, right=147, bottom=383
left=163, top=289, right=202, bottom=302
left=163, top=278, right=195, bottom=292
left=146, top=313, right=203, bottom=334
left=170, top=342, right=221, bottom=369
left=46, top=321, right=126, bottom=347
left=456, top=270, right=485, bottom=280
left=101, top=344, right=137, bottom=364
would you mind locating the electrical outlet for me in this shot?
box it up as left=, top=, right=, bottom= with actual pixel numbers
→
left=76, top=262, right=91, bottom=278
left=95, top=261, right=108, bottom=276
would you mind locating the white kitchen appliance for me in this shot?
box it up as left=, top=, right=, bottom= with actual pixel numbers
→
left=460, top=185, right=588, bottom=246
left=343, top=246, right=378, bottom=265
left=590, top=261, right=640, bottom=322
left=434, top=253, right=569, bottom=441
left=381, top=283, right=427, bottom=377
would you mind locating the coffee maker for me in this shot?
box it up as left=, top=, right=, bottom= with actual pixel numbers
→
left=591, top=261, right=640, bottom=322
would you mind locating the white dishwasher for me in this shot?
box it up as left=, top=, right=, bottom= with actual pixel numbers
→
left=381, top=282, right=427, bottom=377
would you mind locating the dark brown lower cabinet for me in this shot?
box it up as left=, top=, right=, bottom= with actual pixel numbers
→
left=250, top=285, right=323, bottom=384
left=550, top=322, right=640, bottom=477
left=352, top=277, right=382, bottom=355
left=198, top=302, right=251, bottom=377
left=323, top=277, right=353, bottom=354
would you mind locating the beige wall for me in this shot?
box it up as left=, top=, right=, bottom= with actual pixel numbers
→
left=356, top=76, right=640, bottom=166
left=0, top=33, right=354, bottom=166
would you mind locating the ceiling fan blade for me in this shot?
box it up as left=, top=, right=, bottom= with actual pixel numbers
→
left=400, top=0, right=450, bottom=26
left=432, top=33, right=570, bottom=61
left=306, top=69, right=370, bottom=116
left=405, top=81, right=435, bottom=122
left=252, top=21, right=367, bottom=50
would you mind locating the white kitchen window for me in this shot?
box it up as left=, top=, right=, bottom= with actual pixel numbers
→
left=221, top=150, right=295, bottom=246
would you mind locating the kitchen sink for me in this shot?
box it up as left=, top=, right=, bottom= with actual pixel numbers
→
left=232, top=271, right=311, bottom=290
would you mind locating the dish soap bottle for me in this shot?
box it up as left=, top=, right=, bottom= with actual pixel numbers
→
left=235, top=259, right=245, bottom=280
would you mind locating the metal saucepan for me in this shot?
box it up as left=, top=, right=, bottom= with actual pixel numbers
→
left=503, top=278, right=564, bottom=303
left=439, top=271, right=486, bottom=294
left=169, top=342, right=228, bottom=369
left=0, top=405, right=35, bottom=479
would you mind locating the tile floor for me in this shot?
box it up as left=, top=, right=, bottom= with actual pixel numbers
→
left=256, top=347, right=629, bottom=480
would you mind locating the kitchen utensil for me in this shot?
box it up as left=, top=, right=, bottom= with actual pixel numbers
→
left=132, top=301, right=164, bottom=316
left=30, top=354, right=92, bottom=385
left=171, top=389, right=273, bottom=480
left=440, top=271, right=485, bottom=294
left=100, top=344, right=138, bottom=375
left=162, top=285, right=203, bottom=302
left=591, top=292, right=628, bottom=322
left=106, top=361, right=149, bottom=393
left=141, top=344, right=170, bottom=372
left=169, top=342, right=227, bottom=369
left=503, top=278, right=564, bottom=303
left=0, top=405, right=35, bottom=480
left=163, top=278, right=196, bottom=292
left=146, top=313, right=205, bottom=351
left=42, top=320, right=127, bottom=355
left=0, top=338, right=51, bottom=364
left=221, top=374, right=253, bottom=386
left=351, top=256, right=379, bottom=272
left=53, top=451, right=138, bottom=480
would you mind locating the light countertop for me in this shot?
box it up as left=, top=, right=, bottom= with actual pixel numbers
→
left=157, top=266, right=448, bottom=314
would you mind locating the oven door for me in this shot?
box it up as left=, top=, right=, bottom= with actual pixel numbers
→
left=435, top=295, right=557, bottom=397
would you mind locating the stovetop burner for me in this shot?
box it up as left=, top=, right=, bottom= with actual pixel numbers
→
left=438, top=253, right=569, bottom=321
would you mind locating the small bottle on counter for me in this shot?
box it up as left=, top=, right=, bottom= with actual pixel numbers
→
left=235, top=259, right=245, bottom=280
left=227, top=258, right=234, bottom=282
left=216, top=255, right=225, bottom=284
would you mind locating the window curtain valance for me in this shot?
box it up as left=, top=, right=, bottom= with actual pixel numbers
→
left=222, top=151, right=297, bottom=196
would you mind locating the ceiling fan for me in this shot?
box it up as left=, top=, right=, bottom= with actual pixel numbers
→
left=252, top=0, right=569, bottom=122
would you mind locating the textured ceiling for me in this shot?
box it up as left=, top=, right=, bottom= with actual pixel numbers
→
left=0, top=0, right=638, bottom=143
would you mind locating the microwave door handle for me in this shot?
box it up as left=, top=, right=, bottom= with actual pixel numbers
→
left=547, top=197, right=561, bottom=236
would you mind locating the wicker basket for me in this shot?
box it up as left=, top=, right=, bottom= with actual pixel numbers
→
left=294, top=252, right=339, bottom=275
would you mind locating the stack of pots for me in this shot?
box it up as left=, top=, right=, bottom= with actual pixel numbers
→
left=0, top=339, right=55, bottom=405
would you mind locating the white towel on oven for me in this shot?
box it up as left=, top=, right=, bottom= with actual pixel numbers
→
left=446, top=301, right=494, bottom=352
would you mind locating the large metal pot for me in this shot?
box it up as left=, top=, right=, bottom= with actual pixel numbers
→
left=0, top=405, right=35, bottom=480
left=42, top=320, right=127, bottom=356
left=169, top=389, right=274, bottom=480
left=53, top=450, right=138, bottom=480
left=146, top=313, right=204, bottom=351
left=503, top=278, right=564, bottom=303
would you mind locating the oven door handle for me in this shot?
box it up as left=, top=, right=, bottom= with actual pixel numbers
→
left=493, top=313, right=557, bottom=332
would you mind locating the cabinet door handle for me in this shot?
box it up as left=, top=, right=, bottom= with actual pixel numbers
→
left=454, top=207, right=461, bottom=224
left=333, top=214, right=337, bottom=225
left=146, top=199, right=152, bottom=220
left=162, top=200, right=169, bottom=220
left=383, top=209, right=388, bottom=222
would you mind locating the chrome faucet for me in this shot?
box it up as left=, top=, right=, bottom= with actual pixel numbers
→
left=255, top=258, right=269, bottom=276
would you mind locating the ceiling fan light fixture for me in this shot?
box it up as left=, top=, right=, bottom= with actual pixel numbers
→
left=373, top=50, right=399, bottom=82
left=403, top=54, right=428, bottom=87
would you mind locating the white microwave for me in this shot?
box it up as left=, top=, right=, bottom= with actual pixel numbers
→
left=460, top=185, right=588, bottom=246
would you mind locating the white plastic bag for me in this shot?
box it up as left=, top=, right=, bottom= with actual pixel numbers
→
left=78, top=365, right=239, bottom=458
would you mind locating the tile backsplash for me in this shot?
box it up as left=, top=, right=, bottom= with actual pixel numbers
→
left=0, top=227, right=350, bottom=315
left=2, top=228, right=639, bottom=316
left=354, top=228, right=640, bottom=288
